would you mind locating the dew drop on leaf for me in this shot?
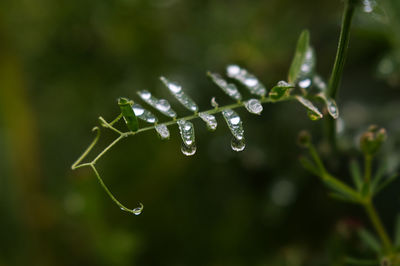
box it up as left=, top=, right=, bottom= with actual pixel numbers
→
left=132, top=103, right=158, bottom=124
left=160, top=76, right=198, bottom=112
left=177, top=120, right=196, bottom=156
left=137, top=90, right=177, bottom=118
left=226, top=64, right=266, bottom=96
left=222, top=109, right=244, bottom=141
left=295, top=96, right=323, bottom=120
left=208, top=72, right=242, bottom=101
left=298, top=78, right=311, bottom=89
left=155, top=124, right=170, bottom=140
left=244, top=98, right=263, bottom=115
left=181, top=143, right=197, bottom=156
left=199, top=112, right=218, bottom=131
left=231, top=137, right=245, bottom=152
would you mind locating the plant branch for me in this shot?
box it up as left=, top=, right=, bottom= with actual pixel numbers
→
left=325, top=0, right=356, bottom=146
left=363, top=199, right=393, bottom=253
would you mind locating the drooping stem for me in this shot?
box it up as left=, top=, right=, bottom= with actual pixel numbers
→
left=90, top=164, right=142, bottom=214
left=325, top=0, right=356, bottom=146
left=364, top=199, right=393, bottom=253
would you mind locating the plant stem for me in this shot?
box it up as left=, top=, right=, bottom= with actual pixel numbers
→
left=326, top=0, right=356, bottom=146
left=308, top=144, right=361, bottom=201
left=364, top=154, right=372, bottom=184
left=327, top=0, right=356, bottom=98
left=364, top=199, right=393, bottom=253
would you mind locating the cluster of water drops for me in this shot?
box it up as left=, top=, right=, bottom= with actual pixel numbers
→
left=119, top=62, right=339, bottom=156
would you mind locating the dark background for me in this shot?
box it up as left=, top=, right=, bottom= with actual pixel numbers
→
left=0, top=0, right=400, bottom=265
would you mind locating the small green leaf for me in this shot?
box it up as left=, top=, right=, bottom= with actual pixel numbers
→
left=288, top=30, right=310, bottom=84
left=349, top=160, right=363, bottom=191
left=370, top=160, right=387, bottom=193
left=295, top=96, right=323, bottom=120
left=374, top=173, right=399, bottom=195
left=118, top=97, right=139, bottom=132
left=299, top=156, right=320, bottom=176
left=160, top=76, right=198, bottom=112
left=269, top=81, right=293, bottom=101
left=328, top=193, right=359, bottom=204
left=358, top=228, right=381, bottom=253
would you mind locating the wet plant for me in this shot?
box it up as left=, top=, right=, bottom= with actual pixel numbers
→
left=71, top=0, right=399, bottom=263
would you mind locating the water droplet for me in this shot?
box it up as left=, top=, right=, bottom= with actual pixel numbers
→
left=211, top=97, right=218, bottom=108
left=269, top=81, right=293, bottom=100
left=181, top=142, right=196, bottom=156
left=277, top=80, right=292, bottom=87
left=177, top=120, right=196, bottom=155
left=231, top=137, right=245, bottom=152
left=137, top=90, right=177, bottom=118
left=226, top=65, right=266, bottom=96
left=227, top=64, right=240, bottom=76
left=199, top=112, right=217, bottom=131
left=317, top=93, right=339, bottom=119
left=313, top=75, right=327, bottom=91
left=244, top=77, right=258, bottom=87
left=222, top=109, right=244, bottom=141
left=133, top=105, right=144, bottom=116
left=132, top=203, right=144, bottom=215
left=155, top=124, right=170, bottom=140
left=160, top=76, right=198, bottom=112
left=298, top=78, right=311, bottom=89
left=244, top=98, right=263, bottom=115
left=362, top=0, right=376, bottom=13
left=139, top=90, right=151, bottom=100
left=156, top=99, right=171, bottom=112
left=132, top=103, right=158, bottom=124
left=295, top=96, right=323, bottom=120
left=208, top=72, right=242, bottom=101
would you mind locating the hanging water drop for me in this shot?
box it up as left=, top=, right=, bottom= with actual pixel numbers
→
left=177, top=120, right=196, bottom=156
left=222, top=109, right=244, bottom=141
left=244, top=99, right=263, bottom=115
left=132, top=203, right=144, bottom=215
left=155, top=124, right=170, bottom=140
left=160, top=76, right=198, bottom=112
left=199, top=112, right=218, bottom=131
left=231, top=137, right=245, bottom=152
left=181, top=143, right=197, bottom=156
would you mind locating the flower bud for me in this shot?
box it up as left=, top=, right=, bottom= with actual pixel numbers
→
left=360, top=125, right=387, bottom=156
left=297, top=130, right=311, bottom=148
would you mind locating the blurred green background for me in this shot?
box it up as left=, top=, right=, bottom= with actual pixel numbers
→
left=0, top=0, right=400, bottom=265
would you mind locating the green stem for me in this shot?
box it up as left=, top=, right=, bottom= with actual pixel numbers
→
left=308, top=144, right=361, bottom=201
left=364, top=199, right=392, bottom=253
left=364, top=154, right=372, bottom=184
left=90, top=164, right=142, bottom=214
left=326, top=0, right=356, bottom=146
